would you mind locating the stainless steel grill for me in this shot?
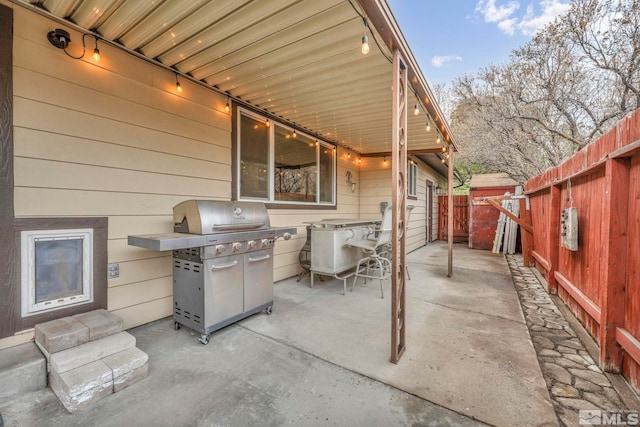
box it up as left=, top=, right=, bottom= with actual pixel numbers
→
left=128, top=200, right=295, bottom=344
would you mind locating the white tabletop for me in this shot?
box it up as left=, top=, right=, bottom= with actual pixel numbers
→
left=304, top=218, right=380, bottom=228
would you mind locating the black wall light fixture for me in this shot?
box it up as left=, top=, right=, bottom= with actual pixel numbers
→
left=47, top=28, right=100, bottom=62
left=47, top=28, right=71, bottom=49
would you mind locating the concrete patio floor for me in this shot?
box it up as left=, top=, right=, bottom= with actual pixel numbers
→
left=1, top=242, right=557, bottom=427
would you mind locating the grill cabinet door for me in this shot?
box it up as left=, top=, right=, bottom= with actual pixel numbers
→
left=243, top=249, right=274, bottom=312
left=204, top=254, right=244, bottom=326
left=173, top=259, right=205, bottom=331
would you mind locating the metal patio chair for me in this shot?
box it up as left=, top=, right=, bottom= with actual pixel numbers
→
left=346, top=206, right=393, bottom=299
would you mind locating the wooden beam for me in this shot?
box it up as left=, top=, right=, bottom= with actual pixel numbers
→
left=531, top=250, right=551, bottom=272
left=486, top=199, right=533, bottom=233
left=555, top=271, right=602, bottom=324
left=616, top=328, right=640, bottom=367
left=360, top=149, right=447, bottom=157
left=599, top=158, right=629, bottom=372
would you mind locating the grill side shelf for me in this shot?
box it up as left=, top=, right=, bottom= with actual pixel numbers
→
left=128, top=233, right=208, bottom=251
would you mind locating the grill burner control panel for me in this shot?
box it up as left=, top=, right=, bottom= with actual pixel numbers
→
left=208, top=239, right=274, bottom=258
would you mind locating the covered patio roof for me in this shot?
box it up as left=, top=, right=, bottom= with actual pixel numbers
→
left=15, top=0, right=456, bottom=162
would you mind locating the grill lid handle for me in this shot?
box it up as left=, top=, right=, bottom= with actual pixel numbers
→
left=212, top=222, right=265, bottom=231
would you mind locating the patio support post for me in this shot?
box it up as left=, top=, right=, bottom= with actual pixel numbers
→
left=390, top=49, right=407, bottom=364
left=447, top=144, right=454, bottom=277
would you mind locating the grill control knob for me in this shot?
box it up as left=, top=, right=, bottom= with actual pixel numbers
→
left=215, top=245, right=225, bottom=255
left=232, top=242, right=243, bottom=252
left=261, top=239, right=271, bottom=248
left=247, top=240, right=257, bottom=250
left=283, top=232, right=291, bottom=241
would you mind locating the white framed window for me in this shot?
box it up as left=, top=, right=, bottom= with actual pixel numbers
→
left=21, top=229, right=94, bottom=317
left=408, top=159, right=418, bottom=197
left=237, top=108, right=336, bottom=205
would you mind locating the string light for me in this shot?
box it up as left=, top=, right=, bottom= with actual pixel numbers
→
left=426, top=117, right=431, bottom=132
left=225, top=97, right=230, bottom=112
left=361, top=18, right=370, bottom=54
left=414, top=103, right=419, bottom=116
left=92, top=37, right=100, bottom=61
left=441, top=157, right=446, bottom=164
left=383, top=156, right=387, bottom=165
left=436, top=133, right=441, bottom=144
left=441, top=146, right=446, bottom=152
left=347, top=149, right=351, bottom=159
left=292, top=128, right=297, bottom=138
left=175, top=73, right=182, bottom=93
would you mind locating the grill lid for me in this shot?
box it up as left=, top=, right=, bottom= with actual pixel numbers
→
left=173, top=200, right=271, bottom=235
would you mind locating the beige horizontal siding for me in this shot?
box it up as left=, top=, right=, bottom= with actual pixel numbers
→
left=11, top=7, right=232, bottom=332
left=107, top=256, right=173, bottom=289
left=111, top=297, right=173, bottom=330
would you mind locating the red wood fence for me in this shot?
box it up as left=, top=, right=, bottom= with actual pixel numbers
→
left=525, top=110, right=640, bottom=393
left=438, top=195, right=469, bottom=242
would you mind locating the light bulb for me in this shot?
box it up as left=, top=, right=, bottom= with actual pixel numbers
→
left=414, top=104, right=419, bottom=115
left=361, top=34, right=370, bottom=54
left=176, top=82, right=182, bottom=93
left=293, top=129, right=297, bottom=138
left=441, top=157, right=446, bottom=164
left=265, top=118, right=270, bottom=127
left=426, top=119, right=431, bottom=132
left=436, top=134, right=441, bottom=144
left=441, top=146, right=446, bottom=152
left=383, top=156, right=387, bottom=165
left=347, top=150, right=351, bottom=159
left=92, top=47, right=100, bottom=62
left=225, top=99, right=230, bottom=112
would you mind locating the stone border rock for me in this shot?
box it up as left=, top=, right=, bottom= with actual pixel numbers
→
left=506, top=255, right=628, bottom=427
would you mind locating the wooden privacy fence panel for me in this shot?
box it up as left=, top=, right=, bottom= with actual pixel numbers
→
left=623, top=153, right=640, bottom=386
left=438, top=195, right=468, bottom=242
left=525, top=110, right=640, bottom=394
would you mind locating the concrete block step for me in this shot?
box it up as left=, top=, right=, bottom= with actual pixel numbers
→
left=73, top=309, right=123, bottom=342
left=49, top=360, right=113, bottom=413
left=35, top=310, right=124, bottom=358
left=50, top=332, right=136, bottom=374
left=0, top=343, right=47, bottom=404
left=35, top=317, right=89, bottom=357
left=103, top=347, right=149, bottom=393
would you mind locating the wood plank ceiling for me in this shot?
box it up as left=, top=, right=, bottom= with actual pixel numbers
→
left=17, top=0, right=455, bottom=159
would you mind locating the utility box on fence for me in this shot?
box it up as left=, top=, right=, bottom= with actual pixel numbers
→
left=561, top=207, right=579, bottom=251
left=469, top=173, right=519, bottom=250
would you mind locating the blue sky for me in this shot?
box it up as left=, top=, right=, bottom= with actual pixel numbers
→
left=386, top=0, right=572, bottom=85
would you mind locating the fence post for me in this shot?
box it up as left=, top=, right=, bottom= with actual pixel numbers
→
left=519, top=198, right=533, bottom=266
left=547, top=184, right=561, bottom=294
left=598, top=158, right=629, bottom=372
